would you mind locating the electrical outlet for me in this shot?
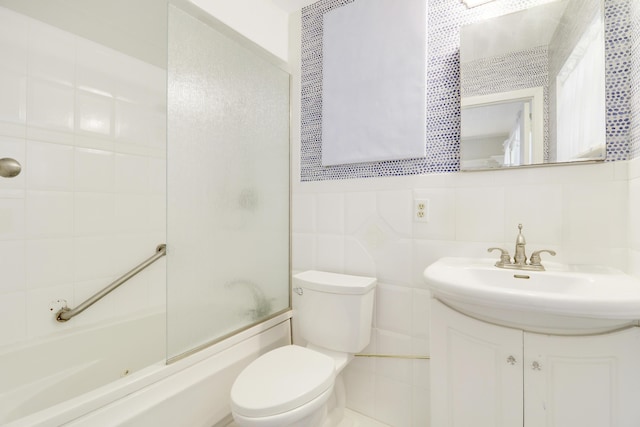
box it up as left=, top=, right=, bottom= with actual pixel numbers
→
left=414, top=198, right=429, bottom=222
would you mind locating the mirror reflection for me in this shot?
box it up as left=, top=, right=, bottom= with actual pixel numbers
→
left=460, top=0, right=606, bottom=170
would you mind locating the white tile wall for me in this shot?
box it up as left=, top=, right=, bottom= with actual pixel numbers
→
left=629, top=157, right=640, bottom=278
left=0, top=198, right=25, bottom=239
left=26, top=141, right=74, bottom=190
left=291, top=161, right=631, bottom=426
left=25, top=238, right=74, bottom=287
left=0, top=240, right=25, bottom=293
left=0, top=292, right=27, bottom=344
left=0, top=137, right=26, bottom=191
left=455, top=186, right=505, bottom=242
left=27, top=191, right=74, bottom=236
left=316, top=193, right=344, bottom=233
left=503, top=184, right=563, bottom=246
left=0, top=6, right=166, bottom=346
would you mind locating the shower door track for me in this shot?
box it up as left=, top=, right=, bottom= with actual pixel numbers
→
left=55, top=244, right=167, bottom=322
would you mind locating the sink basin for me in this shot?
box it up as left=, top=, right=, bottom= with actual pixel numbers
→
left=423, top=257, right=640, bottom=334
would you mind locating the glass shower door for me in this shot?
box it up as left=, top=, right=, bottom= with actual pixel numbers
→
left=166, top=3, right=290, bottom=360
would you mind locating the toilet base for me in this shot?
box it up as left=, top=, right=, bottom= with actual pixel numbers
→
left=322, top=374, right=347, bottom=427
left=286, top=406, right=327, bottom=427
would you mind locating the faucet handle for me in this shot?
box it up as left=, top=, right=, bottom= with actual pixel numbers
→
left=516, top=224, right=526, bottom=245
left=488, top=247, right=512, bottom=266
left=529, top=249, right=556, bottom=266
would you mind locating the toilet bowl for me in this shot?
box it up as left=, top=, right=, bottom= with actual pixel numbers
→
left=230, top=271, right=376, bottom=427
left=230, top=346, right=335, bottom=427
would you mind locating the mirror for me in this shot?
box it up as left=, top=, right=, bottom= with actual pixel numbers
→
left=460, top=0, right=606, bottom=170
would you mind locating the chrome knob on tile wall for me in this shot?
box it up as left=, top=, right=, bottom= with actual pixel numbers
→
left=0, top=158, right=21, bottom=178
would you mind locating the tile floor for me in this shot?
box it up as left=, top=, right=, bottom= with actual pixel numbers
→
left=224, top=409, right=390, bottom=426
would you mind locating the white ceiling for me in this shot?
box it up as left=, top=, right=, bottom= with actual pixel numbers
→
left=269, top=0, right=317, bottom=13
left=0, top=0, right=318, bottom=67
left=461, top=0, right=569, bottom=63
left=462, top=101, right=526, bottom=138
left=0, top=0, right=168, bottom=68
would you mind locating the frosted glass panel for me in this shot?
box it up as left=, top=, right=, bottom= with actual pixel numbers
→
left=167, top=5, right=290, bottom=359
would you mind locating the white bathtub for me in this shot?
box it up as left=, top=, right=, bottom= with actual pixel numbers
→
left=2, top=311, right=292, bottom=427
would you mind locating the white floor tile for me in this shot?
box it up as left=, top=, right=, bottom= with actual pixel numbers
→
left=223, top=409, right=389, bottom=427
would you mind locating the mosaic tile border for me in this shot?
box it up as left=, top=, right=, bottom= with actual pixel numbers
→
left=604, top=0, right=632, bottom=161
left=300, top=0, right=632, bottom=181
left=630, top=0, right=640, bottom=159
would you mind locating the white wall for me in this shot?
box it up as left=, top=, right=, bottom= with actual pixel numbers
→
left=630, top=158, right=640, bottom=277
left=188, top=0, right=290, bottom=62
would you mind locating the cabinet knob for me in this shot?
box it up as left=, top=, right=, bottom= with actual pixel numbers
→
left=532, top=361, right=542, bottom=371
left=506, top=355, right=516, bottom=365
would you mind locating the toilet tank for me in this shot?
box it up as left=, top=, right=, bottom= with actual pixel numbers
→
left=294, top=270, right=376, bottom=353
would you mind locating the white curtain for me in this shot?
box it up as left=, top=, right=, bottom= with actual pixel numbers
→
left=556, top=17, right=606, bottom=162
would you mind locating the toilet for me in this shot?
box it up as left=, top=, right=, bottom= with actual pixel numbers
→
left=230, top=270, right=376, bottom=427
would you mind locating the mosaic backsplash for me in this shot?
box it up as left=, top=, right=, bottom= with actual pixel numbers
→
left=631, top=0, right=640, bottom=159
left=300, top=0, right=632, bottom=181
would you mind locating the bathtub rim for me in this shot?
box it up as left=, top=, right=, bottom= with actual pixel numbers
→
left=6, top=310, right=293, bottom=427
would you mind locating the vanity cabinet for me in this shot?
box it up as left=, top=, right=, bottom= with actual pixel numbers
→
left=431, top=300, right=640, bottom=427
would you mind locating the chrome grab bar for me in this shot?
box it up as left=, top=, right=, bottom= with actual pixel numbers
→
left=56, top=244, right=167, bottom=322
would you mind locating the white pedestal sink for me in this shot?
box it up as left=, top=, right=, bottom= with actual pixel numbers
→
left=424, top=257, right=640, bottom=334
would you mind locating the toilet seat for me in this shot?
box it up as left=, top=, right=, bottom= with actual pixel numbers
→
left=230, top=345, right=336, bottom=418
left=231, top=386, right=333, bottom=427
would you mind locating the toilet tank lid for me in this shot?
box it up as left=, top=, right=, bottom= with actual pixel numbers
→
left=294, top=270, right=376, bottom=295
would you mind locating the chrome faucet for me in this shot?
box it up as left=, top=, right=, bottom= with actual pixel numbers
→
left=488, top=224, right=556, bottom=271
left=513, top=223, right=527, bottom=265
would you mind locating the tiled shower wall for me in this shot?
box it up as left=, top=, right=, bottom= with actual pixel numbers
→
left=0, top=7, right=166, bottom=347
left=291, top=1, right=637, bottom=425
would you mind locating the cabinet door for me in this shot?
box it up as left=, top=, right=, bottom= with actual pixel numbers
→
left=431, top=300, right=523, bottom=427
left=524, top=328, right=640, bottom=427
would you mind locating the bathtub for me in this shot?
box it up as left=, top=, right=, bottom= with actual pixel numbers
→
left=2, top=311, right=292, bottom=427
